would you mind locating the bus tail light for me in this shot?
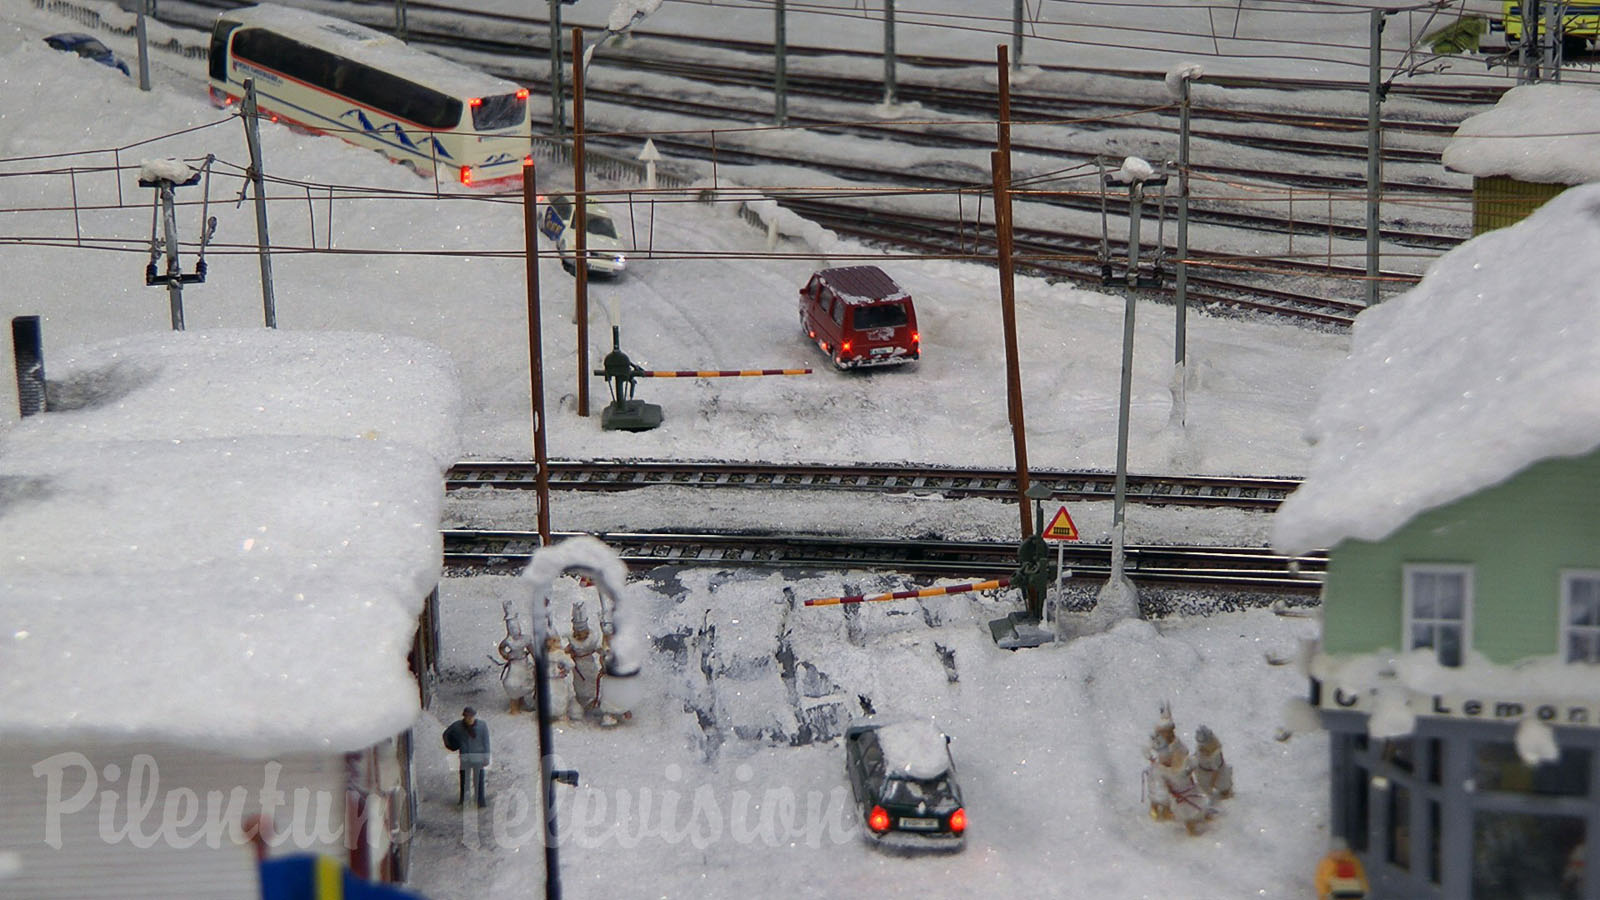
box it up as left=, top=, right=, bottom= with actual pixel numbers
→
left=459, top=166, right=474, bottom=186
left=523, top=155, right=533, bottom=167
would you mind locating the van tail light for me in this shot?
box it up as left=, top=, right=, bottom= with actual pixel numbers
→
left=841, top=341, right=852, bottom=354
left=912, top=331, right=920, bottom=344
left=948, top=808, right=967, bottom=834
left=867, top=806, right=891, bottom=833
left=460, top=166, right=474, bottom=186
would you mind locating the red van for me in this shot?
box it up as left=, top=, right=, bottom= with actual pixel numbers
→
left=798, top=266, right=920, bottom=369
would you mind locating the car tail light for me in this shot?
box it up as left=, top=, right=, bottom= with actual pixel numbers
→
left=867, top=806, right=890, bottom=833
left=1334, top=860, right=1357, bottom=878
left=948, top=808, right=966, bottom=834
left=469, top=97, right=483, bottom=108
left=460, top=166, right=474, bottom=186
left=516, top=88, right=530, bottom=100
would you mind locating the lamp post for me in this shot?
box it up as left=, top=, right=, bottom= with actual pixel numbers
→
left=520, top=536, right=641, bottom=900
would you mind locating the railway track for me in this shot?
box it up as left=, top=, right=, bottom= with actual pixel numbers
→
left=447, top=460, right=1303, bottom=511
left=442, top=528, right=1325, bottom=594
left=145, top=1, right=1465, bottom=317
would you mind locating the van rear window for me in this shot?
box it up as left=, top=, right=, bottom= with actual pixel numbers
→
left=853, top=304, right=908, bottom=329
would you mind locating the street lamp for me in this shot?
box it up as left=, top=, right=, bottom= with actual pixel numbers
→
left=520, top=535, right=642, bottom=900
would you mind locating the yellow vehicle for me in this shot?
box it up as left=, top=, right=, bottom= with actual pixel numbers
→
left=1501, top=0, right=1600, bottom=55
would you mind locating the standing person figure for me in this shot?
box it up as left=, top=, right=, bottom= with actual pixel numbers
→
left=566, top=601, right=606, bottom=721
left=442, top=706, right=491, bottom=807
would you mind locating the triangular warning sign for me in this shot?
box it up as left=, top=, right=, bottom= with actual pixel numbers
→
left=1043, top=505, right=1079, bottom=541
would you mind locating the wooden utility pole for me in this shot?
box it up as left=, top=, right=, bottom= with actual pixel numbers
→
left=522, top=164, right=552, bottom=546
left=572, top=27, right=590, bottom=418
left=993, top=48, right=1032, bottom=542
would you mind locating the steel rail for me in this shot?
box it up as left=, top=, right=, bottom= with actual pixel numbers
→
left=447, top=460, right=1303, bottom=511
left=441, top=528, right=1326, bottom=593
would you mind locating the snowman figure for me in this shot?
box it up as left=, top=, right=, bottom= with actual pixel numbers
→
left=1147, top=736, right=1211, bottom=835
left=565, top=601, right=604, bottom=719
left=1192, top=724, right=1234, bottom=802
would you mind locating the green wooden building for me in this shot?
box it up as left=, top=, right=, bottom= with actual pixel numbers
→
left=1442, top=82, right=1600, bottom=235
left=1274, top=183, right=1600, bottom=899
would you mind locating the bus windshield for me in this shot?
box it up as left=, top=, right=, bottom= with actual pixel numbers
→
left=472, top=92, right=527, bottom=131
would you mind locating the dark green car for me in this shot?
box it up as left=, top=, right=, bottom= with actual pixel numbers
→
left=843, top=719, right=966, bottom=849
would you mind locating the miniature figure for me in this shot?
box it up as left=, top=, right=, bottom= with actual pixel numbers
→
left=493, top=599, right=538, bottom=715
left=565, top=601, right=631, bottom=726
left=1192, top=724, right=1234, bottom=801
left=1143, top=703, right=1215, bottom=835
left=1146, top=737, right=1211, bottom=835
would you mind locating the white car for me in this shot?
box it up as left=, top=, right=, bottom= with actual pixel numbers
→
left=539, top=193, right=627, bottom=278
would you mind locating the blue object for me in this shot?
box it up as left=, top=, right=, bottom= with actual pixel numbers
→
left=259, top=854, right=428, bottom=900
left=44, top=33, right=131, bottom=76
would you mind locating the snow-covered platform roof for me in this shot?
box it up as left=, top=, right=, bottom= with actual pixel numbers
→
left=1442, top=82, right=1600, bottom=184
left=0, top=330, right=463, bottom=755
left=1272, top=184, right=1600, bottom=555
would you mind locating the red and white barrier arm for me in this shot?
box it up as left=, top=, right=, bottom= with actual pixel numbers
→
left=805, top=577, right=1012, bottom=607
left=638, top=368, right=812, bottom=378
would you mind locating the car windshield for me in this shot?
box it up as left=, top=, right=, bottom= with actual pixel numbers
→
left=882, top=775, right=955, bottom=807
left=853, top=303, right=908, bottom=329
left=74, top=39, right=112, bottom=57
left=587, top=215, right=618, bottom=239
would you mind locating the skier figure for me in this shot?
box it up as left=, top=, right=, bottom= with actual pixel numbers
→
left=1192, top=724, right=1234, bottom=801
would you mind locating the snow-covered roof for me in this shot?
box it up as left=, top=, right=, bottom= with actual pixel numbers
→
left=1272, top=184, right=1600, bottom=555
left=875, top=720, right=951, bottom=780
left=221, top=3, right=523, bottom=98
left=812, top=265, right=910, bottom=305
left=1441, top=83, right=1600, bottom=184
left=0, top=330, right=463, bottom=755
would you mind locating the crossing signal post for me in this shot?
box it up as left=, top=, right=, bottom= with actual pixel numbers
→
left=989, top=481, right=1058, bottom=649
left=592, top=326, right=811, bottom=431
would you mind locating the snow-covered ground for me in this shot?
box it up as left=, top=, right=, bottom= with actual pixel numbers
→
left=2, top=0, right=1572, bottom=896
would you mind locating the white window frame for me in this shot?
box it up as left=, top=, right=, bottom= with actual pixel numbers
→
left=1402, top=564, right=1473, bottom=668
left=1560, top=570, right=1600, bottom=664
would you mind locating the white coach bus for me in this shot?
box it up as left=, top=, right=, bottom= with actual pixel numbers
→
left=208, top=3, right=531, bottom=186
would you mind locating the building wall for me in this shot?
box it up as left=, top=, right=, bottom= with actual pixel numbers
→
left=0, top=737, right=415, bottom=898
left=1472, top=176, right=1568, bottom=235
left=1323, top=710, right=1598, bottom=899
left=1321, top=450, right=1600, bottom=664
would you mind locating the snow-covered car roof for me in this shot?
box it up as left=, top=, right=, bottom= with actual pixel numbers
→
left=872, top=720, right=951, bottom=780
